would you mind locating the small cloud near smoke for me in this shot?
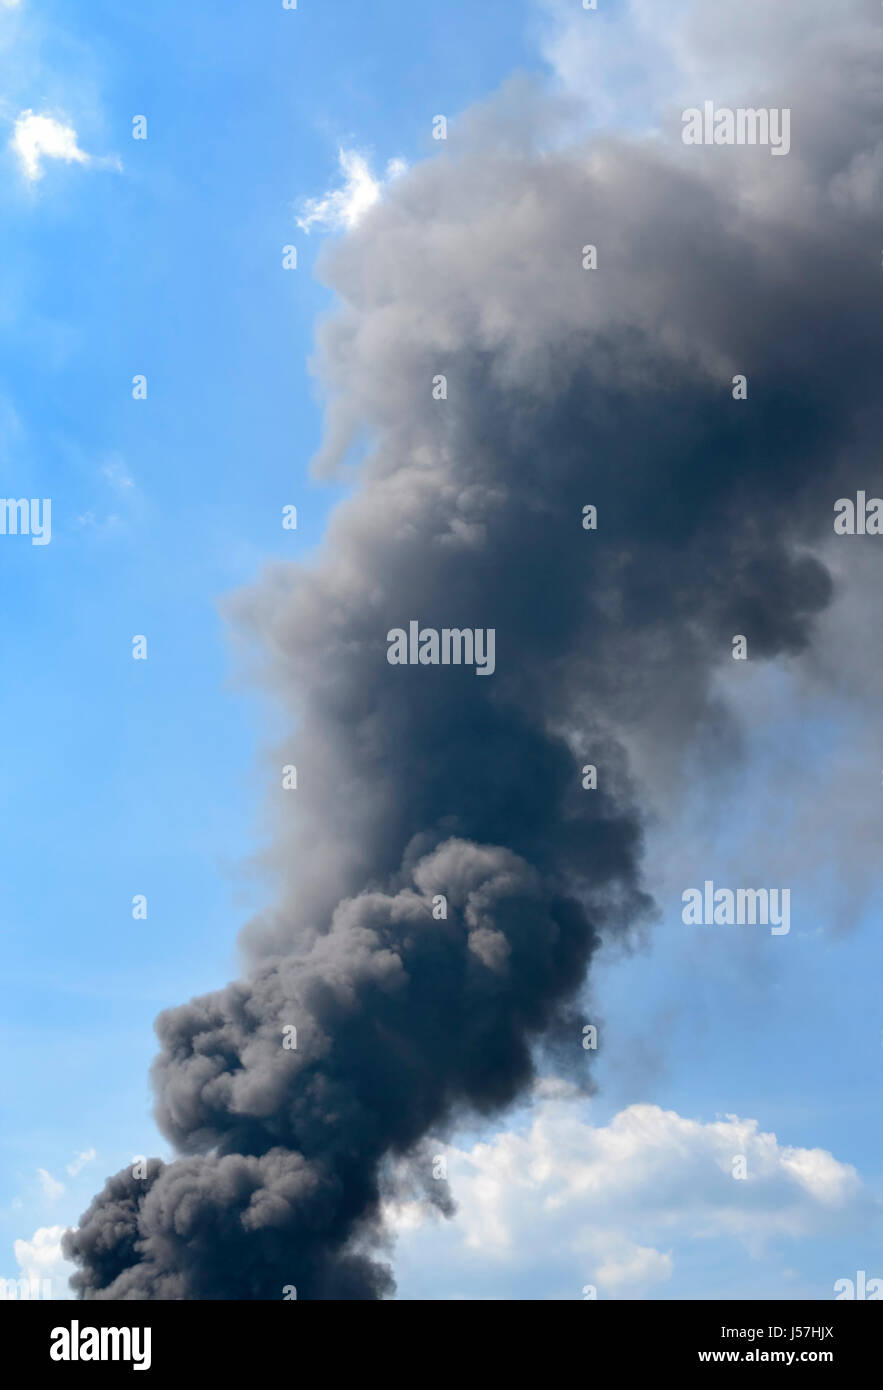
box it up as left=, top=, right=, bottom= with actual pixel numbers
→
left=297, top=148, right=407, bottom=233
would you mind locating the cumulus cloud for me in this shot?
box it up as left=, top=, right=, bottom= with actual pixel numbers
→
left=13, top=1226, right=74, bottom=1298
left=296, top=148, right=407, bottom=233
left=387, top=1085, right=871, bottom=1297
left=11, top=110, right=92, bottom=181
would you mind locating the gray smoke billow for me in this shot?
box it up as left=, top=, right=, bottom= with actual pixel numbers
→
left=65, top=2, right=883, bottom=1298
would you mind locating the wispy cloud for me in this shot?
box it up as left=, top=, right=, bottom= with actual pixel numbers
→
left=296, top=148, right=407, bottom=233
left=36, top=1168, right=64, bottom=1202
left=66, top=1148, right=96, bottom=1178
left=101, top=458, right=135, bottom=493
left=74, top=510, right=121, bottom=534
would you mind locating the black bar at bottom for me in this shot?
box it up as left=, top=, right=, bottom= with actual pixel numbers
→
left=1, top=1298, right=878, bottom=1375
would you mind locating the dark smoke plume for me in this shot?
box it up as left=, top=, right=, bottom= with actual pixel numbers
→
left=65, top=1, right=883, bottom=1297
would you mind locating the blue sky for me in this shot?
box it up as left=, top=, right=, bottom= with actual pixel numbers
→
left=1, top=0, right=880, bottom=1301
left=0, top=0, right=544, bottom=1292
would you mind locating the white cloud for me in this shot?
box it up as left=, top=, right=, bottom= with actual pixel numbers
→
left=66, top=1148, right=96, bottom=1177
left=36, top=1168, right=64, bottom=1201
left=387, top=1084, right=871, bottom=1297
left=11, top=110, right=91, bottom=182
left=297, top=148, right=407, bottom=234
left=595, top=1243, right=672, bottom=1291
left=13, top=1226, right=74, bottom=1298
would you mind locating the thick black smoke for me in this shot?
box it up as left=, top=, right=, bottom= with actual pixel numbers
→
left=65, top=1, right=883, bottom=1297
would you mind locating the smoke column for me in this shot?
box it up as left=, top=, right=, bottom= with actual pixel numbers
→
left=65, top=0, right=883, bottom=1298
